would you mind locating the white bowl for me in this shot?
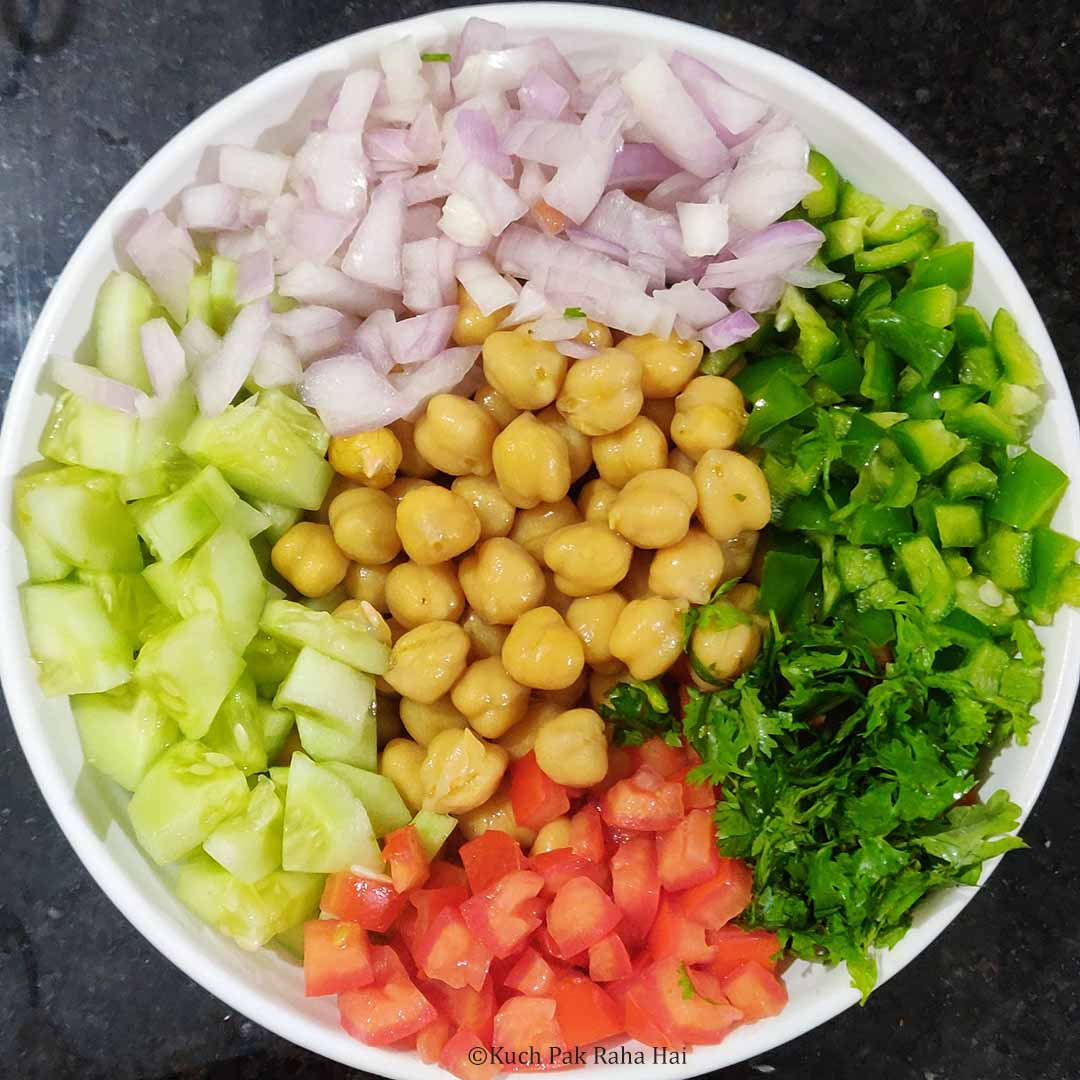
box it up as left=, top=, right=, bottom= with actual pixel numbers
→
left=1, top=4, right=1077, bottom=1076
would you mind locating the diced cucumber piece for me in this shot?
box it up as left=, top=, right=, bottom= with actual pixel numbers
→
left=21, top=583, right=134, bottom=695
left=129, top=740, right=249, bottom=864
left=293, top=711, right=376, bottom=770
left=119, top=384, right=201, bottom=502
left=411, top=810, right=457, bottom=860
left=321, top=762, right=411, bottom=838
left=72, top=684, right=179, bottom=791
left=176, top=852, right=322, bottom=950
left=204, top=673, right=267, bottom=775
left=260, top=702, right=296, bottom=761
left=259, top=599, right=390, bottom=675
left=257, top=389, right=331, bottom=457
left=14, top=466, right=73, bottom=582
left=135, top=613, right=244, bottom=739
left=247, top=498, right=302, bottom=543
left=188, top=271, right=213, bottom=326
left=274, top=921, right=306, bottom=960
left=39, top=391, right=138, bottom=475
left=204, top=775, right=284, bottom=883
left=282, top=752, right=383, bottom=875
left=181, top=398, right=333, bottom=510
left=209, top=255, right=239, bottom=333
left=77, top=569, right=161, bottom=646
left=93, top=271, right=157, bottom=392
left=269, top=765, right=290, bottom=794
left=243, top=631, right=299, bottom=697
left=143, top=557, right=191, bottom=609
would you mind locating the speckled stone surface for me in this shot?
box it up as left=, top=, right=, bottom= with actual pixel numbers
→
left=1, top=1, right=1079, bottom=1077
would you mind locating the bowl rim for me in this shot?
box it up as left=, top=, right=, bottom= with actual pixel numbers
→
left=2, top=3, right=1078, bottom=1077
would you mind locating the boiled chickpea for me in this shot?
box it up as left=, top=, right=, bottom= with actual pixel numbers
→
left=462, top=609, right=511, bottom=662
left=671, top=376, right=748, bottom=460
left=385, top=561, right=465, bottom=628
left=592, top=415, right=667, bottom=487
left=510, top=499, right=581, bottom=560
left=458, top=538, right=545, bottom=626
left=618, top=333, right=703, bottom=398
left=545, top=669, right=588, bottom=709
left=375, top=693, right=404, bottom=746
left=642, top=396, right=676, bottom=437
left=414, top=393, right=499, bottom=476
left=648, top=527, right=726, bottom=604
left=690, top=614, right=762, bottom=688
left=501, top=606, right=584, bottom=690
left=609, top=596, right=687, bottom=680
left=389, top=419, right=437, bottom=479
left=474, top=380, right=521, bottom=429
left=400, top=695, right=468, bottom=745
left=577, top=478, right=620, bottom=525
left=721, top=531, right=760, bottom=582
left=451, top=657, right=530, bottom=739
left=537, top=406, right=592, bottom=482
left=668, top=447, right=697, bottom=477
left=531, top=817, right=572, bottom=855
left=497, top=700, right=561, bottom=760
left=328, top=428, right=402, bottom=488
left=541, top=570, right=574, bottom=617
left=555, top=347, right=643, bottom=436
left=334, top=599, right=393, bottom=645
left=384, top=620, right=470, bottom=703
left=396, top=485, right=481, bottom=565
left=534, top=708, right=608, bottom=787
left=386, top=476, right=436, bottom=503
left=457, top=782, right=535, bottom=847
left=420, top=728, right=509, bottom=814
left=608, top=469, right=698, bottom=549
left=271, top=522, right=349, bottom=597
left=578, top=320, right=613, bottom=350
left=451, top=475, right=516, bottom=540
left=492, top=413, right=572, bottom=509
left=328, top=488, right=401, bottom=565
left=344, top=559, right=398, bottom=613
left=380, top=738, right=427, bottom=812
left=621, top=548, right=654, bottom=601
left=312, top=472, right=357, bottom=524
left=543, top=521, right=632, bottom=597
left=694, top=449, right=771, bottom=542
left=452, top=284, right=512, bottom=346
left=589, top=667, right=630, bottom=710
left=566, top=592, right=627, bottom=673
left=482, top=330, right=567, bottom=410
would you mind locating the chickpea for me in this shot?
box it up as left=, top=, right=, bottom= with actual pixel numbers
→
left=578, top=320, right=613, bottom=350
left=380, top=738, right=427, bottom=812
left=545, top=669, right=588, bottom=709
left=492, top=413, right=572, bottom=509
left=555, top=347, right=643, bottom=436
left=420, top=728, right=510, bottom=814
left=668, top=447, right=697, bottom=477
left=451, top=657, right=530, bottom=739
left=451, top=475, right=516, bottom=540
left=384, top=620, right=470, bottom=703
left=400, top=695, right=468, bottom=745
left=453, top=284, right=512, bottom=346
left=396, top=485, right=481, bottom=565
left=566, top=592, right=627, bottom=673
left=271, top=522, right=349, bottom=597
left=608, top=468, right=698, bottom=549
left=458, top=538, right=545, bottom=626
left=510, top=499, right=581, bottom=560
left=413, top=393, right=499, bottom=477
left=648, top=527, right=726, bottom=604
left=334, top=599, right=393, bottom=645
left=642, top=396, right=676, bottom=437
left=457, top=782, right=535, bottom=847
left=482, top=330, right=567, bottom=410
left=312, top=472, right=357, bottom=524
left=577, top=478, right=620, bottom=525
left=473, top=380, right=521, bottom=429
left=389, top=419, right=437, bottom=479
left=497, top=700, right=561, bottom=760
left=328, top=428, right=402, bottom=488
left=541, top=570, right=574, bottom=617
left=609, top=596, right=687, bottom=681
left=592, top=415, right=667, bottom=487
left=537, top=406, right=592, bottom=482
left=671, top=376, right=748, bottom=460
left=344, top=559, right=398, bottom=613
left=501, top=606, right=584, bottom=690
left=386, top=476, right=436, bottom=503
left=543, top=522, right=632, bottom=598
left=690, top=615, right=763, bottom=688
left=375, top=693, right=403, bottom=746
left=462, top=608, right=511, bottom=662
left=531, top=817, right=572, bottom=855
left=693, top=448, right=771, bottom=542
left=618, top=333, right=703, bottom=399
left=721, top=530, right=760, bottom=583
left=328, top=488, right=401, bottom=565
left=589, top=667, right=630, bottom=710
left=385, top=561, right=465, bottom=628
left=534, top=708, right=608, bottom=787
left=621, top=548, right=654, bottom=601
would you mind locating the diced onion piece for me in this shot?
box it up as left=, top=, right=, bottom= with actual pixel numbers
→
left=652, top=281, right=729, bottom=330
left=731, top=277, right=786, bottom=313
left=439, top=192, right=494, bottom=246
left=676, top=199, right=730, bottom=258
left=389, top=306, right=458, bottom=366
left=628, top=251, right=666, bottom=290
left=456, top=108, right=514, bottom=178
left=784, top=264, right=844, bottom=287
left=519, top=67, right=570, bottom=119
left=328, top=69, right=382, bottom=131
left=668, top=52, right=769, bottom=138
left=452, top=16, right=507, bottom=75
left=354, top=309, right=397, bottom=374
left=180, top=184, right=242, bottom=231
left=294, top=130, right=370, bottom=217
left=216, top=228, right=268, bottom=260
left=277, top=261, right=397, bottom=317
left=723, top=161, right=819, bottom=232
left=500, top=281, right=549, bottom=328
left=139, top=318, right=187, bottom=398
left=195, top=298, right=270, bottom=416
left=251, top=331, right=302, bottom=389
left=555, top=340, right=598, bottom=360
left=530, top=315, right=586, bottom=341
left=455, top=255, right=519, bottom=316
left=380, top=38, right=428, bottom=112
left=289, top=208, right=356, bottom=265
left=219, top=146, right=290, bottom=196
left=301, top=354, right=404, bottom=434
left=235, top=248, right=275, bottom=304
left=701, top=309, right=759, bottom=351
left=407, top=104, right=443, bottom=166
left=272, top=305, right=344, bottom=338
left=178, top=319, right=221, bottom=368
left=342, top=179, right=406, bottom=291
left=644, top=172, right=704, bottom=212
left=405, top=170, right=452, bottom=206
left=53, top=359, right=149, bottom=415
left=608, top=142, right=681, bottom=190
left=125, top=211, right=196, bottom=324
left=390, top=346, right=482, bottom=419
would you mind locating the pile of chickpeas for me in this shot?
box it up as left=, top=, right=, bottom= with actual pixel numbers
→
left=269, top=286, right=771, bottom=851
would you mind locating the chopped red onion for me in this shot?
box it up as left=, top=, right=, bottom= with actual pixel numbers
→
left=448, top=161, right=527, bottom=235
left=407, top=104, right=443, bottom=166
left=251, top=331, right=303, bottom=389
left=676, top=198, right=730, bottom=257
left=125, top=211, right=196, bottom=323
left=215, top=227, right=268, bottom=259
left=404, top=204, right=442, bottom=244
left=723, top=160, right=818, bottom=231
left=519, top=67, right=570, bottom=119
left=581, top=83, right=632, bottom=142
left=454, top=41, right=575, bottom=101
left=518, top=160, right=548, bottom=207
left=436, top=237, right=459, bottom=307
left=701, top=221, right=824, bottom=288
left=328, top=69, right=382, bottom=132
left=390, top=346, right=482, bottom=419
left=701, top=309, right=759, bottom=351
left=342, top=178, right=405, bottom=290
left=365, top=127, right=414, bottom=165
left=652, top=281, right=729, bottom=329
left=354, top=309, right=397, bottom=374
left=564, top=227, right=628, bottom=261
left=628, top=251, right=666, bottom=291
left=195, top=298, right=270, bottom=416
left=288, top=208, right=356, bottom=264
left=404, top=170, right=452, bottom=206
left=53, top=359, right=149, bottom=414
left=235, top=248, right=276, bottom=304
left=730, top=218, right=824, bottom=258
left=389, top=305, right=458, bottom=366
left=608, top=143, right=681, bottom=191
left=452, top=17, right=508, bottom=76
left=455, top=255, right=519, bottom=316
left=294, top=130, right=370, bottom=217
left=292, top=317, right=357, bottom=365
left=783, top=264, right=844, bottom=287
left=178, top=318, right=221, bottom=368
left=456, top=108, right=514, bottom=178
left=379, top=38, right=428, bottom=115
left=555, top=340, right=598, bottom=360
left=219, top=146, right=290, bottom=196
left=301, top=354, right=404, bottom=434
left=439, top=192, right=494, bottom=246
left=402, top=237, right=445, bottom=313
left=501, top=119, right=582, bottom=168
left=273, top=305, right=344, bottom=337
left=277, top=261, right=398, bottom=316
left=643, top=172, right=703, bottom=212
left=500, top=280, right=549, bottom=327
left=668, top=53, right=769, bottom=138
left=583, top=190, right=680, bottom=260
left=530, top=314, right=586, bottom=341
left=180, top=183, right=242, bottom=231
left=731, top=276, right=786, bottom=313
left=543, top=140, right=618, bottom=225
left=423, top=58, right=453, bottom=112
left=141, top=318, right=191, bottom=400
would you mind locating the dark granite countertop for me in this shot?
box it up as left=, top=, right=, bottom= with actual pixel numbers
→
left=2, top=1, right=1079, bottom=1077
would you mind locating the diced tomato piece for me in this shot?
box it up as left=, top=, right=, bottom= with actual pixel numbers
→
left=493, top=996, right=567, bottom=1070
left=679, top=858, right=753, bottom=929
left=460, top=870, right=546, bottom=958
left=600, top=765, right=684, bottom=832
left=636, top=957, right=742, bottom=1045
left=535, top=925, right=588, bottom=969
left=414, top=904, right=493, bottom=991
left=716, top=960, right=788, bottom=1021
left=672, top=764, right=716, bottom=810
left=416, top=1015, right=450, bottom=1064
left=531, top=848, right=610, bottom=897
left=418, top=973, right=498, bottom=1044
left=402, top=885, right=470, bottom=960
left=511, top=751, right=571, bottom=831
left=382, top=824, right=431, bottom=894
left=588, top=932, right=633, bottom=983
left=706, top=926, right=782, bottom=979
left=649, top=895, right=715, bottom=965
left=302, top=919, right=374, bottom=997
left=321, top=871, right=409, bottom=933
left=429, top=861, right=470, bottom=889
left=460, top=830, right=525, bottom=893
left=610, top=835, right=660, bottom=942
left=504, top=945, right=557, bottom=996
left=553, top=976, right=624, bottom=1047
left=440, top=1027, right=501, bottom=1080
left=628, top=736, right=688, bottom=778
left=547, top=876, right=622, bottom=958
left=338, top=945, right=437, bottom=1046
left=592, top=744, right=637, bottom=795
left=569, top=804, right=605, bottom=862
left=657, top=809, right=722, bottom=892
left=531, top=199, right=569, bottom=236
left=623, top=982, right=683, bottom=1049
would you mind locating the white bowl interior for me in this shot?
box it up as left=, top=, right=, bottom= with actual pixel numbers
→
left=1, top=4, right=1077, bottom=1077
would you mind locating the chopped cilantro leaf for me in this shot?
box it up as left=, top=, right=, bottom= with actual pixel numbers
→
left=563, top=306, right=587, bottom=319
left=420, top=51, right=451, bottom=62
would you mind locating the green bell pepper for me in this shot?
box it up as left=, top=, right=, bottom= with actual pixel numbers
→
left=859, top=341, right=896, bottom=407
left=838, top=182, right=884, bottom=222
left=988, top=382, right=1041, bottom=439
left=756, top=550, right=820, bottom=624
left=954, top=577, right=1019, bottom=635
left=815, top=346, right=864, bottom=398
left=905, top=242, right=974, bottom=294
left=732, top=352, right=809, bottom=399
left=934, top=503, right=985, bottom=548
left=853, top=228, right=937, bottom=272
left=776, top=287, right=838, bottom=369
left=742, top=372, right=815, bottom=445
left=974, top=527, right=1033, bottom=593
left=952, top=305, right=993, bottom=349
left=865, top=309, right=956, bottom=382
left=864, top=205, right=937, bottom=246
left=835, top=545, right=889, bottom=592
left=945, top=461, right=998, bottom=501
left=893, top=284, right=958, bottom=329
left=822, top=218, right=865, bottom=263
left=816, top=280, right=856, bottom=310
left=802, top=150, right=840, bottom=220
left=844, top=504, right=914, bottom=546
left=957, top=346, right=1001, bottom=391
left=897, top=535, right=954, bottom=620
left=1025, top=526, right=1080, bottom=624
left=987, top=449, right=1068, bottom=529
left=892, top=418, right=965, bottom=475
left=991, top=309, right=1043, bottom=389
left=943, top=403, right=1020, bottom=446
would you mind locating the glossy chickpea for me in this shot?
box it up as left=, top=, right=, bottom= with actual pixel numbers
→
left=451, top=475, right=516, bottom=540
left=328, top=488, right=401, bottom=565
left=618, top=333, right=704, bottom=398
left=492, top=413, right=572, bottom=509
left=379, top=738, right=427, bottom=812
left=374, top=693, right=404, bottom=746
left=482, top=330, right=567, bottom=410
left=648, top=527, right=726, bottom=604
left=458, top=538, right=545, bottom=626
left=400, top=695, right=468, bottom=746
left=334, top=599, right=393, bottom=646
left=385, top=560, right=465, bottom=628
left=555, top=347, right=644, bottom=436
left=671, top=376, right=748, bottom=460
left=566, top=592, right=627, bottom=673
left=396, top=485, right=481, bottom=565
left=390, top=419, right=437, bottom=479
left=328, top=428, right=402, bottom=488
left=609, top=595, right=687, bottom=680
left=608, top=468, right=698, bottom=549
left=271, top=522, right=349, bottom=597
left=344, top=559, right=398, bottom=614
left=386, top=476, right=436, bottom=503
left=509, top=499, right=581, bottom=560
left=542, top=522, right=633, bottom=597
left=420, top=728, right=510, bottom=814
left=578, top=319, right=613, bottom=350
left=384, top=620, right=471, bottom=703
left=456, top=782, right=535, bottom=847
left=501, top=606, right=584, bottom=691
left=577, top=478, right=620, bottom=525
left=534, top=708, right=608, bottom=787
left=462, top=609, right=511, bottom=662
left=452, top=284, right=512, bottom=346
left=312, top=472, right=357, bottom=524
left=541, top=570, right=574, bottom=617
left=451, top=657, right=530, bottom=739
left=413, top=393, right=499, bottom=477
left=642, top=396, right=676, bottom=438
left=588, top=667, right=630, bottom=710
left=531, top=817, right=572, bottom=855
left=668, top=447, right=697, bottom=477
left=690, top=614, right=763, bottom=689
left=592, top=415, right=667, bottom=487
left=497, top=701, right=562, bottom=761
left=473, top=380, right=521, bottom=429
left=721, top=530, right=760, bottom=582
left=693, top=448, right=771, bottom=542
left=537, top=406, right=592, bottom=482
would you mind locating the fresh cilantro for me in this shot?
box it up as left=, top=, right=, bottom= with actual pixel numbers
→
left=599, top=680, right=679, bottom=747
left=563, top=306, right=587, bottom=319
left=420, top=52, right=451, bottom=62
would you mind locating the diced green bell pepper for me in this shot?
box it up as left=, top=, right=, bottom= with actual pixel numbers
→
left=742, top=372, right=815, bottom=445
left=906, top=242, right=974, bottom=295
left=897, top=535, right=955, bottom=620
left=1025, top=527, right=1080, bottom=624
left=974, top=527, right=1033, bottom=593
left=865, top=205, right=937, bottom=246
left=776, top=287, right=838, bottom=369
left=988, top=382, right=1041, bottom=439
left=893, top=285, right=958, bottom=329
left=952, top=306, right=992, bottom=349
left=838, top=183, right=885, bottom=222
left=756, top=550, right=820, bottom=624
left=991, top=309, right=1043, bottom=389
left=835, top=545, right=889, bottom=592
left=802, top=150, right=840, bottom=219
left=945, top=462, right=999, bottom=501
left=859, top=341, right=896, bottom=407
left=822, top=218, right=864, bottom=263
left=892, top=419, right=965, bottom=475
left=987, top=450, right=1068, bottom=529
left=943, top=403, right=1020, bottom=446
left=852, top=275, right=892, bottom=320
left=853, top=228, right=936, bottom=272
left=865, top=309, right=955, bottom=382
left=844, top=505, right=914, bottom=545
left=815, top=346, right=864, bottom=398
left=957, top=346, right=1000, bottom=391
left=816, top=280, right=856, bottom=310
left=954, top=577, right=1019, bottom=634
left=934, top=503, right=984, bottom=548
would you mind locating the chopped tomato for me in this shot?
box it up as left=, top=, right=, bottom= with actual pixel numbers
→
left=588, top=932, right=633, bottom=982
left=511, top=751, right=571, bottom=831
left=461, top=870, right=546, bottom=958
left=504, top=945, right=557, bottom=996
left=591, top=744, right=637, bottom=795
left=418, top=972, right=498, bottom=1044
left=535, top=925, right=588, bottom=969
left=716, top=960, right=788, bottom=1020
left=382, top=824, right=431, bottom=893
left=460, top=830, right=525, bottom=893
left=552, top=976, right=624, bottom=1047
left=429, top=861, right=470, bottom=889
left=321, top=871, right=409, bottom=933
left=492, top=995, right=567, bottom=1070
left=303, top=919, right=374, bottom=997
left=338, top=945, right=437, bottom=1046
left=623, top=982, right=683, bottom=1049
left=570, top=804, right=605, bottom=862
left=414, top=904, right=493, bottom=991
left=679, top=858, right=753, bottom=929
left=440, top=1027, right=501, bottom=1080
left=416, top=1015, right=450, bottom=1065
left=547, top=875, right=622, bottom=957
left=635, top=957, right=742, bottom=1045
left=629, top=736, right=688, bottom=778
left=673, top=764, right=716, bottom=810
left=649, top=896, right=715, bottom=965
left=657, top=809, right=722, bottom=892
left=531, top=199, right=569, bottom=236
left=531, top=848, right=610, bottom=897
left=600, top=765, right=684, bottom=832
left=610, top=835, right=660, bottom=942
left=706, top=926, right=782, bottom=979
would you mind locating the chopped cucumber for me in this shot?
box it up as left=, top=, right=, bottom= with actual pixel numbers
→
left=260, top=702, right=296, bottom=761
left=119, top=385, right=201, bottom=502
left=259, top=599, right=390, bottom=675
left=411, top=809, right=457, bottom=860
left=321, top=761, right=411, bottom=838
left=247, top=498, right=303, bottom=543
left=188, top=271, right=212, bottom=326
left=269, top=765, right=290, bottom=794
left=13, top=466, right=73, bottom=582
left=203, top=673, right=267, bottom=776
left=76, top=569, right=161, bottom=646
left=203, top=775, right=284, bottom=883
left=242, top=631, right=299, bottom=697
left=209, top=255, right=239, bottom=333
left=257, top=389, right=331, bottom=456
left=39, top=391, right=138, bottom=475
left=274, top=921, right=306, bottom=960
left=143, top=557, right=191, bottom=609
left=93, top=271, right=157, bottom=392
